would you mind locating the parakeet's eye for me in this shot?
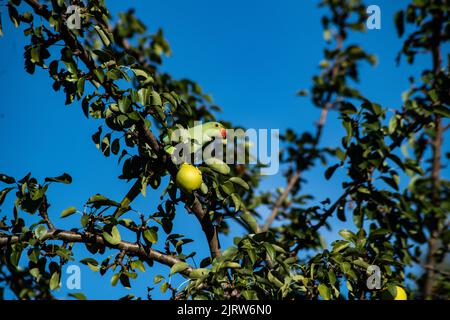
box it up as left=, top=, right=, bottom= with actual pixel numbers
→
left=215, top=124, right=219, bottom=127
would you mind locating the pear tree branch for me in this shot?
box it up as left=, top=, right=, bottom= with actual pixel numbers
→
left=23, top=0, right=220, bottom=260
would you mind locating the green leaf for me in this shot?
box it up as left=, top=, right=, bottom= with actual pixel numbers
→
left=80, top=214, right=89, bottom=228
left=94, top=25, right=112, bottom=47
left=103, top=226, right=121, bottom=245
left=162, top=92, right=177, bottom=108
left=45, top=173, right=72, bottom=184
left=92, top=126, right=102, bottom=148
left=80, top=258, right=99, bottom=272
left=61, top=206, right=77, bottom=218
left=87, top=194, right=120, bottom=207
left=342, top=119, right=353, bottom=143
left=242, top=290, right=258, bottom=300
left=111, top=138, right=120, bottom=155
left=10, top=248, right=22, bottom=267
left=205, top=158, right=230, bottom=175
left=119, top=273, right=132, bottom=288
left=131, top=260, right=146, bottom=272
left=161, top=218, right=173, bottom=234
left=101, top=133, right=111, bottom=157
left=340, top=262, right=352, bottom=274
left=381, top=176, right=399, bottom=190
left=433, top=105, right=450, bottom=118
left=318, top=283, right=331, bottom=300
left=200, top=182, right=208, bottom=194
left=325, top=164, right=339, bottom=180
left=388, top=116, right=397, bottom=135
left=0, top=173, right=15, bottom=184
left=132, top=68, right=153, bottom=85
left=143, top=228, right=158, bottom=244
left=0, top=13, right=3, bottom=37
left=223, top=262, right=241, bottom=269
left=336, top=148, right=346, bottom=161
left=369, top=228, right=389, bottom=239
left=137, top=88, right=149, bottom=105
left=332, top=240, right=350, bottom=253
left=357, top=187, right=371, bottom=195
left=228, top=177, right=249, bottom=190
left=267, top=271, right=283, bottom=287
left=240, top=211, right=258, bottom=233
left=28, top=248, right=40, bottom=264
left=169, top=262, right=189, bottom=275
left=328, top=270, right=336, bottom=285
left=337, top=203, right=346, bottom=222
left=160, top=282, right=169, bottom=293
left=77, top=76, right=86, bottom=97
left=149, top=91, right=162, bottom=106
left=352, top=258, right=370, bottom=269
left=8, top=5, right=19, bottom=28
left=394, top=10, right=404, bottom=37
left=105, top=68, right=120, bottom=80
left=68, top=293, right=87, bottom=300
left=230, top=193, right=241, bottom=212
left=263, top=242, right=276, bottom=263
left=93, top=68, right=105, bottom=83
left=323, top=29, right=331, bottom=41
left=118, top=96, right=131, bottom=113
left=372, top=103, right=382, bottom=115
left=153, top=274, right=164, bottom=284
left=221, top=181, right=235, bottom=195
left=34, top=225, right=47, bottom=240
left=30, top=185, right=48, bottom=201
left=0, top=187, right=14, bottom=206
left=386, top=283, right=397, bottom=299
left=222, top=246, right=238, bottom=258
left=428, top=89, right=438, bottom=103
left=189, top=268, right=210, bottom=279
left=111, top=273, right=120, bottom=286
left=338, top=229, right=355, bottom=242
left=49, top=271, right=60, bottom=290
left=30, top=268, right=40, bottom=279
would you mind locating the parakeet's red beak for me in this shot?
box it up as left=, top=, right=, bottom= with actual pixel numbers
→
left=220, top=128, right=227, bottom=138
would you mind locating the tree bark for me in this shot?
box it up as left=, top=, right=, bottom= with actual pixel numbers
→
left=0, top=229, right=193, bottom=275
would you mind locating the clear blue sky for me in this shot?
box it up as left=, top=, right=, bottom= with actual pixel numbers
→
left=0, top=0, right=448, bottom=299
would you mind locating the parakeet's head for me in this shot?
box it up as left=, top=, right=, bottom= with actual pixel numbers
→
left=203, top=122, right=227, bottom=141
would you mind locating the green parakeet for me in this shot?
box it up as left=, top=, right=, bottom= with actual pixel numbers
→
left=163, top=121, right=227, bottom=156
